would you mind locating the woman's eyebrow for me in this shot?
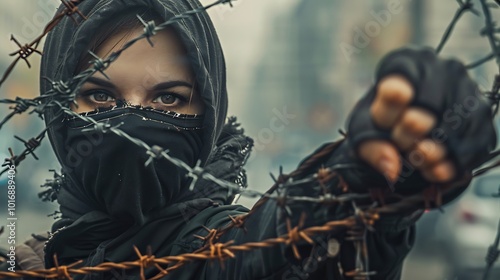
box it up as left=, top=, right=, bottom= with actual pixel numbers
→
left=152, top=81, right=193, bottom=91
left=86, top=77, right=115, bottom=88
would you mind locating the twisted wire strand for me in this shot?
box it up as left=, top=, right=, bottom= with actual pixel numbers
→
left=0, top=0, right=235, bottom=173
left=0, top=211, right=370, bottom=279
left=0, top=0, right=234, bottom=133
left=1, top=0, right=500, bottom=279
left=0, top=0, right=86, bottom=88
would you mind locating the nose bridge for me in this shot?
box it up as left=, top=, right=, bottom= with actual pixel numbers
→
left=117, top=65, right=164, bottom=106
left=121, top=85, right=147, bottom=106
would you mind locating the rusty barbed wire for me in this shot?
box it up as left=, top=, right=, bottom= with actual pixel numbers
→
left=2, top=0, right=500, bottom=279
left=0, top=0, right=385, bottom=279
left=0, top=0, right=237, bottom=166
left=0, top=0, right=86, bottom=88
left=0, top=206, right=374, bottom=279
left=0, top=0, right=236, bottom=132
left=0, top=2, right=86, bottom=140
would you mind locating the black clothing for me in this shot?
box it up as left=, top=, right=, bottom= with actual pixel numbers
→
left=58, top=106, right=204, bottom=225
left=2, top=0, right=495, bottom=279
left=1, top=137, right=420, bottom=280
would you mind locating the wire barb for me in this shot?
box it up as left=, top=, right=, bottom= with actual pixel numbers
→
left=2, top=0, right=500, bottom=279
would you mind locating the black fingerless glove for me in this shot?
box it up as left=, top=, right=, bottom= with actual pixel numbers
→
left=347, top=47, right=497, bottom=196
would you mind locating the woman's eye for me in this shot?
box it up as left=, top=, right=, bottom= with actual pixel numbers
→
left=79, top=90, right=115, bottom=103
left=92, top=92, right=114, bottom=102
left=153, top=93, right=185, bottom=106
left=160, top=94, right=176, bottom=104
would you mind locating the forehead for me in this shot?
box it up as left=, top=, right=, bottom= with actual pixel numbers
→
left=97, top=26, right=188, bottom=62
left=92, top=27, right=193, bottom=81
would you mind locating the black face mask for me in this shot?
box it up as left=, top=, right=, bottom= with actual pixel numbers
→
left=59, top=106, right=203, bottom=226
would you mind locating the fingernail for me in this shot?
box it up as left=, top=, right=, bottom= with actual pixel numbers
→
left=379, top=158, right=397, bottom=183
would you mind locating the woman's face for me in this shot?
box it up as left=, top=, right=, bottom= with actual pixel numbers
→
left=73, top=27, right=204, bottom=114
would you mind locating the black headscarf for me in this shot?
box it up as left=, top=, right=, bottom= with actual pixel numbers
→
left=39, top=0, right=253, bottom=276
left=41, top=0, right=228, bottom=168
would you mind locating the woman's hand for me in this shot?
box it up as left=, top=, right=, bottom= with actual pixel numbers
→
left=360, top=76, right=451, bottom=183
left=347, top=47, right=496, bottom=188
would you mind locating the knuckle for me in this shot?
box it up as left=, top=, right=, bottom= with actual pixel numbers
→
left=377, top=77, right=413, bottom=105
left=401, top=110, right=420, bottom=128
left=391, top=127, right=415, bottom=150
left=379, top=144, right=396, bottom=160
left=420, top=142, right=444, bottom=162
left=416, top=143, right=434, bottom=158
left=400, top=109, right=435, bottom=134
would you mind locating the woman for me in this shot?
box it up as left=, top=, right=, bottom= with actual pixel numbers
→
left=0, top=0, right=496, bottom=279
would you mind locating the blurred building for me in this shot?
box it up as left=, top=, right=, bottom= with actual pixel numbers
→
left=242, top=0, right=351, bottom=191
left=242, top=0, right=414, bottom=194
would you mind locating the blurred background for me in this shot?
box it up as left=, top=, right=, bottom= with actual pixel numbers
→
left=1, top=0, right=500, bottom=279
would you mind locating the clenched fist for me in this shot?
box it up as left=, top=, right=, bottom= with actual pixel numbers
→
left=348, top=48, right=496, bottom=192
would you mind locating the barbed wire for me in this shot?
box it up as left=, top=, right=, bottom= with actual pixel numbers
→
left=0, top=0, right=86, bottom=100
left=0, top=0, right=88, bottom=86
left=436, top=0, right=479, bottom=54
left=437, top=1, right=500, bottom=278
left=1, top=0, right=500, bottom=279
left=435, top=2, right=500, bottom=279
left=0, top=211, right=374, bottom=279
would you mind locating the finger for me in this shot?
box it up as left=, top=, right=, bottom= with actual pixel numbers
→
left=421, top=160, right=456, bottom=182
left=391, top=108, right=437, bottom=151
left=411, top=139, right=447, bottom=168
left=371, top=75, right=414, bottom=129
left=359, top=140, right=401, bottom=183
